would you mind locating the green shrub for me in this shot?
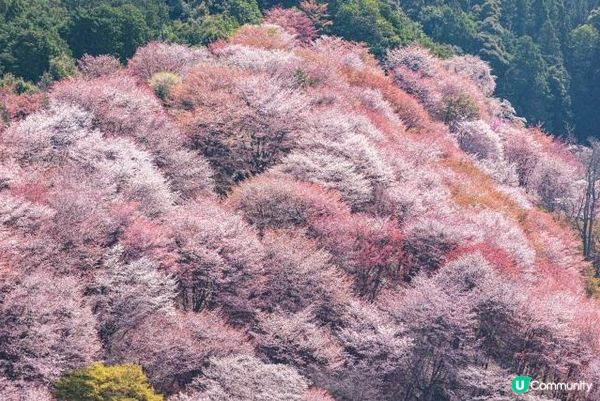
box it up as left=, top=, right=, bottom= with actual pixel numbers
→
left=54, top=363, right=163, bottom=401
left=0, top=74, right=37, bottom=94
left=149, top=71, right=182, bottom=100
left=49, top=54, right=78, bottom=81
left=439, top=94, right=480, bottom=124
left=294, top=69, right=316, bottom=87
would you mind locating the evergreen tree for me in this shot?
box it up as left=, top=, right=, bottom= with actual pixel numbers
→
left=68, top=4, right=151, bottom=61
left=501, top=37, right=551, bottom=127
left=568, top=24, right=600, bottom=138
left=419, top=5, right=479, bottom=53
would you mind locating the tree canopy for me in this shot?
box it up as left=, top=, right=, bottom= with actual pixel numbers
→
left=54, top=364, right=163, bottom=401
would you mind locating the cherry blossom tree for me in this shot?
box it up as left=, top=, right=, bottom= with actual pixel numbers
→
left=170, top=200, right=265, bottom=323
left=128, top=42, right=209, bottom=80
left=453, top=120, right=503, bottom=161
left=272, top=109, right=392, bottom=212
left=302, top=389, right=335, bottom=401
left=173, top=65, right=307, bottom=193
left=259, top=231, right=352, bottom=323
left=0, top=87, right=46, bottom=124
left=93, top=250, right=178, bottom=341
left=383, top=281, right=476, bottom=401
left=107, top=311, right=251, bottom=394
left=0, top=271, right=100, bottom=383
left=386, top=45, right=488, bottom=125
left=77, top=54, right=121, bottom=78
left=528, top=154, right=579, bottom=212
left=0, top=375, right=55, bottom=401
left=264, top=7, right=317, bottom=43
left=228, top=174, right=349, bottom=233
left=253, top=309, right=344, bottom=375
left=227, top=24, right=297, bottom=51
left=51, top=75, right=214, bottom=199
left=214, top=45, right=302, bottom=81
left=386, top=46, right=441, bottom=78
left=177, top=355, right=309, bottom=401
left=311, top=214, right=405, bottom=300
left=329, top=300, right=411, bottom=400
left=444, top=55, right=496, bottom=96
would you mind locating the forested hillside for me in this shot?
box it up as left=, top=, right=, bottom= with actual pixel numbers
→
left=3, top=8, right=600, bottom=401
left=2, top=0, right=600, bottom=140
left=387, top=0, right=600, bottom=140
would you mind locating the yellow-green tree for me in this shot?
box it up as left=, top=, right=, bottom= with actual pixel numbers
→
left=54, top=363, right=163, bottom=401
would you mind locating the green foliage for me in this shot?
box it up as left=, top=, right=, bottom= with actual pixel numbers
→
left=379, top=0, right=600, bottom=139
left=501, top=36, right=551, bottom=127
left=584, top=264, right=600, bottom=298
left=569, top=24, right=600, bottom=67
left=0, top=0, right=27, bottom=19
left=0, top=0, right=257, bottom=83
left=49, top=54, right=78, bottom=80
left=439, top=94, right=480, bottom=124
left=205, top=0, right=262, bottom=24
left=0, top=13, right=67, bottom=81
left=54, top=363, right=163, bottom=401
left=164, top=14, right=238, bottom=45
left=0, top=73, right=37, bottom=94
left=567, top=22, right=600, bottom=137
left=149, top=71, right=182, bottom=100
left=162, top=1, right=259, bottom=45
left=199, top=13, right=239, bottom=42
left=330, top=0, right=397, bottom=56
left=546, top=62, right=573, bottom=134
left=61, top=1, right=169, bottom=31
left=68, top=4, right=151, bottom=61
left=419, top=5, right=478, bottom=53
left=294, top=68, right=317, bottom=87
left=329, top=0, right=443, bottom=57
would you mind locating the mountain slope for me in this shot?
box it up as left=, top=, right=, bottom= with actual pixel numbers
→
left=1, top=20, right=599, bottom=401
left=4, top=0, right=600, bottom=139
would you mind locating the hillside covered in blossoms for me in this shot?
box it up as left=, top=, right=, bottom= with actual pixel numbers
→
left=2, top=11, right=600, bottom=401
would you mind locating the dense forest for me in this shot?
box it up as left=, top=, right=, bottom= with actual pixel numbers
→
left=5, top=1, right=600, bottom=401
left=2, top=0, right=600, bottom=140
left=392, top=0, right=600, bottom=140
left=3, top=3, right=600, bottom=401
